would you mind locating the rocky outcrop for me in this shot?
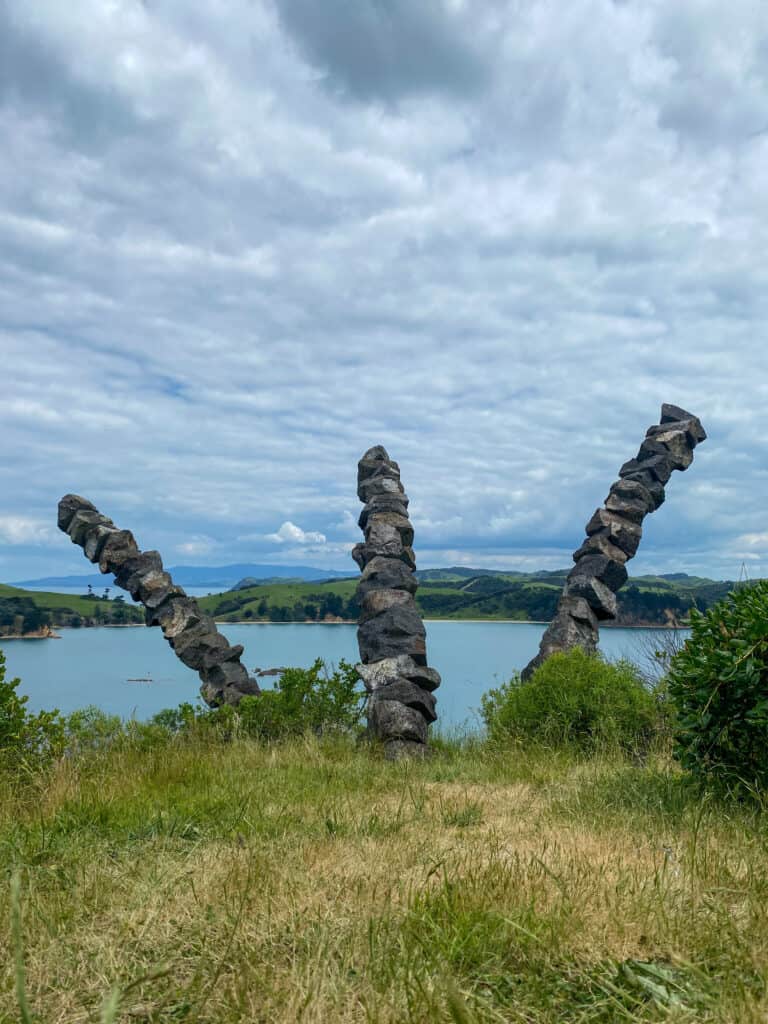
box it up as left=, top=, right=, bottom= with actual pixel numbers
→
left=522, top=404, right=707, bottom=679
left=57, top=495, right=259, bottom=706
left=352, top=447, right=440, bottom=758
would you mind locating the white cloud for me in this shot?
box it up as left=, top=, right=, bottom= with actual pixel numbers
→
left=0, top=0, right=767, bottom=580
left=0, top=516, right=53, bottom=546
left=266, top=521, right=327, bottom=545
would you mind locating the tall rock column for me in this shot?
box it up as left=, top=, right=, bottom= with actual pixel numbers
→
left=352, top=447, right=441, bottom=758
left=57, top=495, right=260, bottom=706
left=522, top=404, right=707, bottom=679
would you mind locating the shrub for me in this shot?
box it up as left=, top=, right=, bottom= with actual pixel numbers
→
left=232, top=659, right=365, bottom=740
left=0, top=650, right=64, bottom=769
left=152, top=660, right=366, bottom=743
left=668, top=581, right=768, bottom=796
left=480, top=648, right=661, bottom=753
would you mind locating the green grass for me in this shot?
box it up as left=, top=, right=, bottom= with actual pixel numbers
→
left=2, top=735, right=768, bottom=1022
left=0, top=583, right=112, bottom=617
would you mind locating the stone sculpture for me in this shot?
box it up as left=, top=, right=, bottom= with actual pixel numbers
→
left=352, top=447, right=440, bottom=757
left=57, top=495, right=259, bottom=706
left=522, top=404, right=707, bottom=679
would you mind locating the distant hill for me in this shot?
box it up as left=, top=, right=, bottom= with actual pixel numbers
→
left=13, top=563, right=351, bottom=590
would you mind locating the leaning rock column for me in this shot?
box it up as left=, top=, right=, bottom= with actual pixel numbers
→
left=522, top=404, right=706, bottom=679
left=57, top=495, right=260, bottom=706
left=352, top=447, right=441, bottom=758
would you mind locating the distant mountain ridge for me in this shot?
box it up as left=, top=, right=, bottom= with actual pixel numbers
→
left=13, top=563, right=351, bottom=590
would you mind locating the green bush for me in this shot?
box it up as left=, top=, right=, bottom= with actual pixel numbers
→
left=668, top=581, right=768, bottom=797
left=0, top=650, right=64, bottom=769
left=152, top=660, right=366, bottom=743
left=480, top=648, right=661, bottom=753
left=229, top=659, right=365, bottom=740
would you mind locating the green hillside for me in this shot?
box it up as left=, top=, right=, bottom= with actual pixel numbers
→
left=0, top=571, right=745, bottom=635
left=0, top=583, right=143, bottom=636
left=199, top=571, right=740, bottom=626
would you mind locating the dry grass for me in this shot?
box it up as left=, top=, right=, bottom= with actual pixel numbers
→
left=2, top=736, right=768, bottom=1022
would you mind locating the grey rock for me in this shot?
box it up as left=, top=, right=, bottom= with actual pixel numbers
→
left=571, top=553, right=628, bottom=592
left=68, top=510, right=110, bottom=546
left=365, top=512, right=414, bottom=548
left=359, top=588, right=415, bottom=624
left=358, top=496, right=409, bottom=531
left=368, top=699, right=428, bottom=743
left=370, top=680, right=437, bottom=722
left=356, top=654, right=441, bottom=693
left=58, top=494, right=96, bottom=532
left=98, top=530, right=140, bottom=574
left=58, top=496, right=256, bottom=708
left=565, top=574, right=618, bottom=620
left=83, top=523, right=118, bottom=563
left=384, top=739, right=429, bottom=760
left=358, top=603, right=427, bottom=665
left=358, top=556, right=418, bottom=597
left=523, top=403, right=705, bottom=678
left=358, top=476, right=406, bottom=503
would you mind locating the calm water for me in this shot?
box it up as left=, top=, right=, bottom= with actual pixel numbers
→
left=1, top=622, right=682, bottom=731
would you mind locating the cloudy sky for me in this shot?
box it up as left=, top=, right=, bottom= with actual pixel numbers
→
left=2, top=0, right=768, bottom=583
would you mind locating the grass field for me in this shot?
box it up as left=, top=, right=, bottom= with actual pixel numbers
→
left=3, top=735, right=767, bottom=1022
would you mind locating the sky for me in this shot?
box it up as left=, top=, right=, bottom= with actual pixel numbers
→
left=2, top=0, right=768, bottom=583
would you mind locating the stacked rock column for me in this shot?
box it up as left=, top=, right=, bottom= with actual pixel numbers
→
left=57, top=495, right=260, bottom=706
left=352, top=447, right=440, bottom=758
left=522, top=404, right=706, bottom=679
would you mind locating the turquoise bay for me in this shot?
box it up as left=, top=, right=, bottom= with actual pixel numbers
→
left=1, top=622, right=679, bottom=731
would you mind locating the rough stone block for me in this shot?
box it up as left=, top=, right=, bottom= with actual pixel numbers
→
left=358, top=496, right=409, bottom=531
left=83, top=523, right=118, bottom=563
left=58, top=494, right=96, bottom=532
left=357, top=556, right=418, bottom=597
left=571, top=553, right=628, bottom=592
left=360, top=588, right=415, bottom=624
left=358, top=476, right=406, bottom=503
left=68, top=510, right=110, bottom=546
left=368, top=699, right=428, bottom=743
left=371, top=679, right=437, bottom=722
left=98, top=530, right=139, bottom=574
left=115, top=551, right=164, bottom=593
left=585, top=509, right=642, bottom=557
left=365, top=512, right=414, bottom=548
left=572, top=531, right=629, bottom=565
left=565, top=574, right=618, bottom=620
left=358, top=604, right=427, bottom=664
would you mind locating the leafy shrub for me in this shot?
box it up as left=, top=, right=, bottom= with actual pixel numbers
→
left=668, top=581, right=768, bottom=796
left=0, top=650, right=64, bottom=769
left=480, top=648, right=661, bottom=753
left=228, top=659, right=365, bottom=740
left=153, top=660, right=366, bottom=742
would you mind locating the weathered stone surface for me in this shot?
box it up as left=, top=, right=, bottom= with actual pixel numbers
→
left=358, top=495, right=409, bottom=531
left=522, top=404, right=705, bottom=678
left=565, top=574, right=617, bottom=619
left=358, top=604, right=427, bottom=664
left=366, top=512, right=414, bottom=548
left=114, top=551, right=163, bottom=594
left=658, top=405, right=707, bottom=443
left=358, top=476, right=406, bottom=503
left=357, top=556, right=418, bottom=597
left=83, top=523, right=118, bottom=563
left=585, top=510, right=642, bottom=557
left=98, top=530, right=140, bottom=574
left=68, top=510, right=110, bottom=546
left=370, top=679, right=437, bottom=722
left=356, top=654, right=441, bottom=693
left=58, top=496, right=258, bottom=706
left=569, top=553, right=628, bottom=592
left=368, top=700, right=428, bottom=744
left=353, top=447, right=438, bottom=751
left=58, top=494, right=96, bottom=532
left=359, top=588, right=414, bottom=624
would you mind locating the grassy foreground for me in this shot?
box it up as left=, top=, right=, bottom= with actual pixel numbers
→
left=2, top=736, right=768, bottom=1023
